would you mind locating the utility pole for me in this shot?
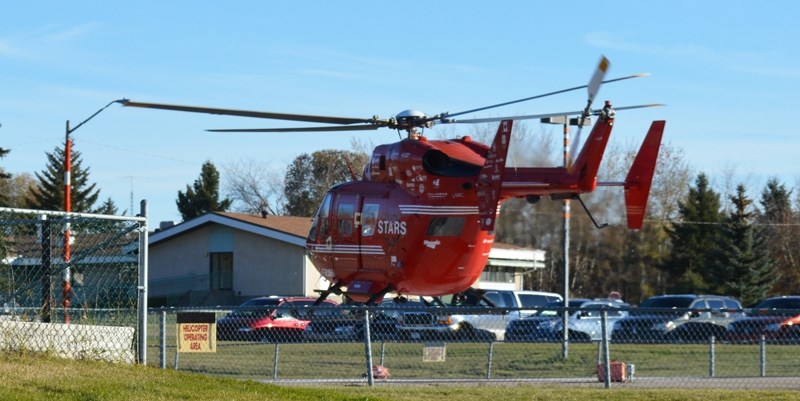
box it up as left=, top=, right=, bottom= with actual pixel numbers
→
left=62, top=99, right=126, bottom=323
left=541, top=115, right=591, bottom=360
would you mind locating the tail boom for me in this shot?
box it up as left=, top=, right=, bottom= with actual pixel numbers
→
left=499, top=113, right=615, bottom=200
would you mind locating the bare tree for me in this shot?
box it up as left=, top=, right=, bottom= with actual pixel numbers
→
left=0, top=171, right=36, bottom=208
left=222, top=158, right=287, bottom=216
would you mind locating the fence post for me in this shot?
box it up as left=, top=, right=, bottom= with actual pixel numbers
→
left=759, top=335, right=766, bottom=377
left=160, top=310, right=166, bottom=369
left=486, top=341, right=495, bottom=380
left=272, top=343, right=280, bottom=380
left=363, top=309, right=374, bottom=386
left=137, top=200, right=149, bottom=365
left=601, top=309, right=611, bottom=388
left=380, top=341, right=386, bottom=366
left=39, top=215, right=52, bottom=323
left=708, top=335, right=716, bottom=378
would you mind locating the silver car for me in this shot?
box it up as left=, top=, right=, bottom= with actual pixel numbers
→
left=506, top=299, right=628, bottom=342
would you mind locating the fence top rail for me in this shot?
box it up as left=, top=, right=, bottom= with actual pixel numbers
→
left=0, top=207, right=146, bottom=223
left=147, top=305, right=800, bottom=315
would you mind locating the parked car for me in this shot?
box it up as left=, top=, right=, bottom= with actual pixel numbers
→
left=610, top=294, right=743, bottom=343
left=301, top=305, right=359, bottom=342
left=727, top=295, right=800, bottom=344
left=505, top=299, right=628, bottom=342
left=216, top=296, right=338, bottom=342
left=448, top=290, right=563, bottom=341
left=380, top=298, right=459, bottom=341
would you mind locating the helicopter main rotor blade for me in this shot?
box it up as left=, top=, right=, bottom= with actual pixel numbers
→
left=436, top=72, right=649, bottom=122
left=570, top=56, right=610, bottom=169
left=122, top=100, right=374, bottom=126
left=448, top=104, right=665, bottom=124
left=208, top=124, right=381, bottom=133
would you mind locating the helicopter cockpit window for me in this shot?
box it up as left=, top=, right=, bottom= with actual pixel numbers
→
left=338, top=203, right=354, bottom=236
left=426, top=217, right=465, bottom=236
left=309, top=193, right=333, bottom=240
left=422, top=150, right=481, bottom=177
left=361, top=204, right=379, bottom=236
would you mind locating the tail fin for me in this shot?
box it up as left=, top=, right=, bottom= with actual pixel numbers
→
left=624, top=120, right=666, bottom=229
left=477, top=120, right=513, bottom=231
left=570, top=114, right=615, bottom=191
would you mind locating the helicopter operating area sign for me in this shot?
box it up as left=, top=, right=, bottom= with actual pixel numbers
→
left=177, top=312, right=216, bottom=353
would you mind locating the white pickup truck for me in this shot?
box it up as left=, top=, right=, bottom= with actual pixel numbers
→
left=449, top=290, right=563, bottom=341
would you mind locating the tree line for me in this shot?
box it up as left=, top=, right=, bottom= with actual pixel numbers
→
left=2, top=125, right=798, bottom=306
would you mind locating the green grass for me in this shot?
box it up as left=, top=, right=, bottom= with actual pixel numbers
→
left=145, top=336, right=800, bottom=381
left=1, top=352, right=798, bottom=401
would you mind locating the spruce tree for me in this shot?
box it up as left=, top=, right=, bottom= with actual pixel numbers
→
left=715, top=185, right=775, bottom=305
left=759, top=178, right=799, bottom=294
left=176, top=161, right=232, bottom=220
left=662, top=173, right=724, bottom=293
left=27, top=140, right=100, bottom=212
left=95, top=197, right=120, bottom=215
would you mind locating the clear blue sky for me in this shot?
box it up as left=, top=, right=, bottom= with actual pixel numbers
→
left=2, top=1, right=798, bottom=226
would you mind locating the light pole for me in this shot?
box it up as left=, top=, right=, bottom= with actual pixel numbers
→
left=540, top=115, right=591, bottom=360
left=62, top=99, right=127, bottom=323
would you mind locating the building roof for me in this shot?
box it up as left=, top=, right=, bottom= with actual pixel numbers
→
left=214, top=212, right=313, bottom=237
left=149, top=212, right=313, bottom=247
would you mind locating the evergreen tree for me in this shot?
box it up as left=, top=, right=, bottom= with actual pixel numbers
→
left=715, top=185, right=775, bottom=305
left=759, top=178, right=799, bottom=294
left=95, top=197, right=120, bottom=215
left=176, top=161, right=232, bottom=220
left=661, top=173, right=724, bottom=293
left=27, top=140, right=100, bottom=212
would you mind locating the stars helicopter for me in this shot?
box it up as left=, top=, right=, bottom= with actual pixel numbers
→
left=122, top=56, right=665, bottom=305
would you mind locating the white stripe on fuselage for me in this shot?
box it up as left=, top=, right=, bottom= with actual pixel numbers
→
left=399, top=205, right=478, bottom=215
left=307, top=244, right=385, bottom=255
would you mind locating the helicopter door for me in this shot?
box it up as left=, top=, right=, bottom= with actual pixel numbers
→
left=332, top=193, right=361, bottom=273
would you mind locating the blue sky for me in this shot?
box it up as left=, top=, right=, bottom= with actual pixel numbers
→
left=2, top=1, right=798, bottom=226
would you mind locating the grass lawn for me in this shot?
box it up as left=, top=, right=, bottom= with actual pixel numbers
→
left=1, top=352, right=798, bottom=401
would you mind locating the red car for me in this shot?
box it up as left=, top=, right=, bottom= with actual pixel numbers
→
left=727, top=296, right=800, bottom=344
left=216, top=296, right=338, bottom=342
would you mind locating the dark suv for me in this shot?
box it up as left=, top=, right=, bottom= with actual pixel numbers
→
left=611, top=294, right=743, bottom=343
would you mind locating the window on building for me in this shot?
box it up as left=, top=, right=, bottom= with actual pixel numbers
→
left=480, top=265, right=514, bottom=284
left=210, top=252, right=233, bottom=290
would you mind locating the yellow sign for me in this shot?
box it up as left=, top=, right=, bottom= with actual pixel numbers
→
left=177, top=313, right=216, bottom=353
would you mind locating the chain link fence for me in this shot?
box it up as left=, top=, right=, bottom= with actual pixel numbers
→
left=148, top=300, right=800, bottom=389
left=0, top=207, right=147, bottom=363
left=2, top=206, right=797, bottom=390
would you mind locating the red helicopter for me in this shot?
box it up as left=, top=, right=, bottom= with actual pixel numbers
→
left=123, top=57, right=665, bottom=304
